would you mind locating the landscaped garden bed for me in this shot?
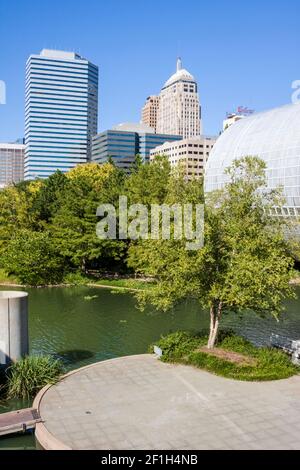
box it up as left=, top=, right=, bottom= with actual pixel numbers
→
left=151, top=331, right=300, bottom=381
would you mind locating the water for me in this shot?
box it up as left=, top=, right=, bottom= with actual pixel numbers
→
left=1, top=285, right=300, bottom=449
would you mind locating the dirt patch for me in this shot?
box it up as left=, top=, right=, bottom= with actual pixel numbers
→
left=197, top=347, right=257, bottom=366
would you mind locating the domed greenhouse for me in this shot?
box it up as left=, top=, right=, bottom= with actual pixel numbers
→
left=204, top=103, right=300, bottom=217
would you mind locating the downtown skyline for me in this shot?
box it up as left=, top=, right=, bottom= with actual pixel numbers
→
left=1, top=0, right=300, bottom=143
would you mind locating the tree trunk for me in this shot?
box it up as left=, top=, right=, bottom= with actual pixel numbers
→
left=81, top=257, right=86, bottom=274
left=207, top=301, right=223, bottom=349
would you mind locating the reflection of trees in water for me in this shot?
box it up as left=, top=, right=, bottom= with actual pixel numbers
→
left=54, top=350, right=94, bottom=365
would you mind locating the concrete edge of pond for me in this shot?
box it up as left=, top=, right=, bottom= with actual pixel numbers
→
left=33, top=383, right=71, bottom=450
left=33, top=354, right=156, bottom=450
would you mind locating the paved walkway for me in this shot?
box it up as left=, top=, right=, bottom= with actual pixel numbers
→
left=34, top=354, right=300, bottom=450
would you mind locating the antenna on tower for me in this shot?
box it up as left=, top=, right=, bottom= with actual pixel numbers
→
left=177, top=57, right=182, bottom=72
left=177, top=40, right=182, bottom=71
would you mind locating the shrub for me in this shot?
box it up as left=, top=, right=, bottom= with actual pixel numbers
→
left=63, top=271, right=87, bottom=286
left=6, top=355, right=63, bottom=399
left=151, top=331, right=206, bottom=361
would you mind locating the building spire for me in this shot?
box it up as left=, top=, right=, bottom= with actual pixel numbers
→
left=176, top=57, right=182, bottom=72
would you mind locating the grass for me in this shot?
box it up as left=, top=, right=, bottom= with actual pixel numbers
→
left=0, top=268, right=155, bottom=291
left=5, top=355, right=63, bottom=400
left=151, top=331, right=300, bottom=381
left=0, top=268, right=20, bottom=284
left=63, top=272, right=155, bottom=291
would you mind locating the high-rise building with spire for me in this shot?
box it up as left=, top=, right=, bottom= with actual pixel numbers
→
left=156, top=58, right=201, bottom=138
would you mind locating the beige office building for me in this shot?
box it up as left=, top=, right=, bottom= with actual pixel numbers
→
left=0, top=143, right=25, bottom=188
left=150, top=136, right=216, bottom=179
left=141, top=95, right=159, bottom=131
left=156, top=58, right=201, bottom=138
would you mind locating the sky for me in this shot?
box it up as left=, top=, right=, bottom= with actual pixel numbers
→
left=0, top=0, right=300, bottom=142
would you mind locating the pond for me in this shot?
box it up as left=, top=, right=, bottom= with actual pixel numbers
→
left=0, top=285, right=300, bottom=449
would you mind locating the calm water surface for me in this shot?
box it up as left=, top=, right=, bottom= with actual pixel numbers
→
left=1, top=285, right=300, bottom=449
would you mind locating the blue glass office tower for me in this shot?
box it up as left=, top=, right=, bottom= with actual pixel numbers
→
left=92, top=123, right=181, bottom=171
left=25, top=49, right=98, bottom=179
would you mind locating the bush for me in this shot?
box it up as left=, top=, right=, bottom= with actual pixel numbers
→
left=150, top=331, right=205, bottom=361
left=6, top=355, right=63, bottom=399
left=63, top=271, right=87, bottom=286
left=152, top=330, right=300, bottom=381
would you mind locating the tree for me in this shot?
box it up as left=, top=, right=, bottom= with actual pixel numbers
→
left=129, top=157, right=295, bottom=348
left=0, top=181, right=42, bottom=256
left=2, top=229, right=64, bottom=285
left=32, top=170, right=68, bottom=223
left=125, top=155, right=171, bottom=206
left=50, top=162, right=126, bottom=273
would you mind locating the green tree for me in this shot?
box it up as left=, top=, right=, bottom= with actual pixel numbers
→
left=32, top=170, right=68, bottom=223
left=0, top=181, right=42, bottom=257
left=129, top=157, right=295, bottom=348
left=125, top=155, right=171, bottom=205
left=2, top=229, right=64, bottom=285
left=50, top=162, right=126, bottom=273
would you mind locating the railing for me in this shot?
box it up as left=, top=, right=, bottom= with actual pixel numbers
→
left=270, top=333, right=300, bottom=365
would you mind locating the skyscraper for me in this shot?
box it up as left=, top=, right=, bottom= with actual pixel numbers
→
left=141, top=95, right=159, bottom=131
left=156, top=58, right=201, bottom=138
left=25, top=49, right=98, bottom=179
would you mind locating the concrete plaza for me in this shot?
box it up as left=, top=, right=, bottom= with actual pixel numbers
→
left=34, top=354, right=300, bottom=450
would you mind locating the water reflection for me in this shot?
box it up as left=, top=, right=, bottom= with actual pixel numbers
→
left=0, top=285, right=300, bottom=449
left=55, top=349, right=95, bottom=366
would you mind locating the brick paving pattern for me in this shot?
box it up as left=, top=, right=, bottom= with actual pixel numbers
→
left=38, top=354, right=300, bottom=449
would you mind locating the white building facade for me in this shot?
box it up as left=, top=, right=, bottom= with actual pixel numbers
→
left=156, top=58, right=201, bottom=139
left=150, top=136, right=216, bottom=179
left=0, top=142, right=25, bottom=188
left=25, top=49, right=98, bottom=180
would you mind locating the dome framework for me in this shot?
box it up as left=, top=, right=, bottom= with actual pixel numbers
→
left=204, top=104, right=300, bottom=217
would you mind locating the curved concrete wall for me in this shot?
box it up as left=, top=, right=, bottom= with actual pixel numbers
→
left=0, top=291, right=29, bottom=365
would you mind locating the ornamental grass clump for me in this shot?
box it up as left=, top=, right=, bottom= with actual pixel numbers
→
left=6, top=355, right=63, bottom=400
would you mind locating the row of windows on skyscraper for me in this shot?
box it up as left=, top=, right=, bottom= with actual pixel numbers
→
left=1, top=50, right=215, bottom=187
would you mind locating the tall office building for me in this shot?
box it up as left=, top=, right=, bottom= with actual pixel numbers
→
left=25, top=49, right=98, bottom=179
left=141, top=95, right=159, bottom=131
left=92, top=122, right=181, bottom=171
left=0, top=142, right=25, bottom=188
left=157, top=58, right=201, bottom=138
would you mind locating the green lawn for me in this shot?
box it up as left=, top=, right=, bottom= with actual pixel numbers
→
left=63, top=272, right=155, bottom=291
left=151, top=331, right=300, bottom=381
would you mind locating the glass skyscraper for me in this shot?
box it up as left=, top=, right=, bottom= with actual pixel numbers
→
left=92, top=123, right=181, bottom=171
left=25, top=49, right=98, bottom=179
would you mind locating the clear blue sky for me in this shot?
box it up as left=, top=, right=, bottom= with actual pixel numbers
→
left=0, top=0, right=299, bottom=142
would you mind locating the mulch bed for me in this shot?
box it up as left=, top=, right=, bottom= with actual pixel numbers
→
left=197, top=347, right=257, bottom=366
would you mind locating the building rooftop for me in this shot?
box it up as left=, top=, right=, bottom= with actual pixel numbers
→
left=112, top=122, right=155, bottom=133
left=163, top=58, right=195, bottom=88
left=0, top=142, right=25, bottom=149
left=40, top=49, right=84, bottom=60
